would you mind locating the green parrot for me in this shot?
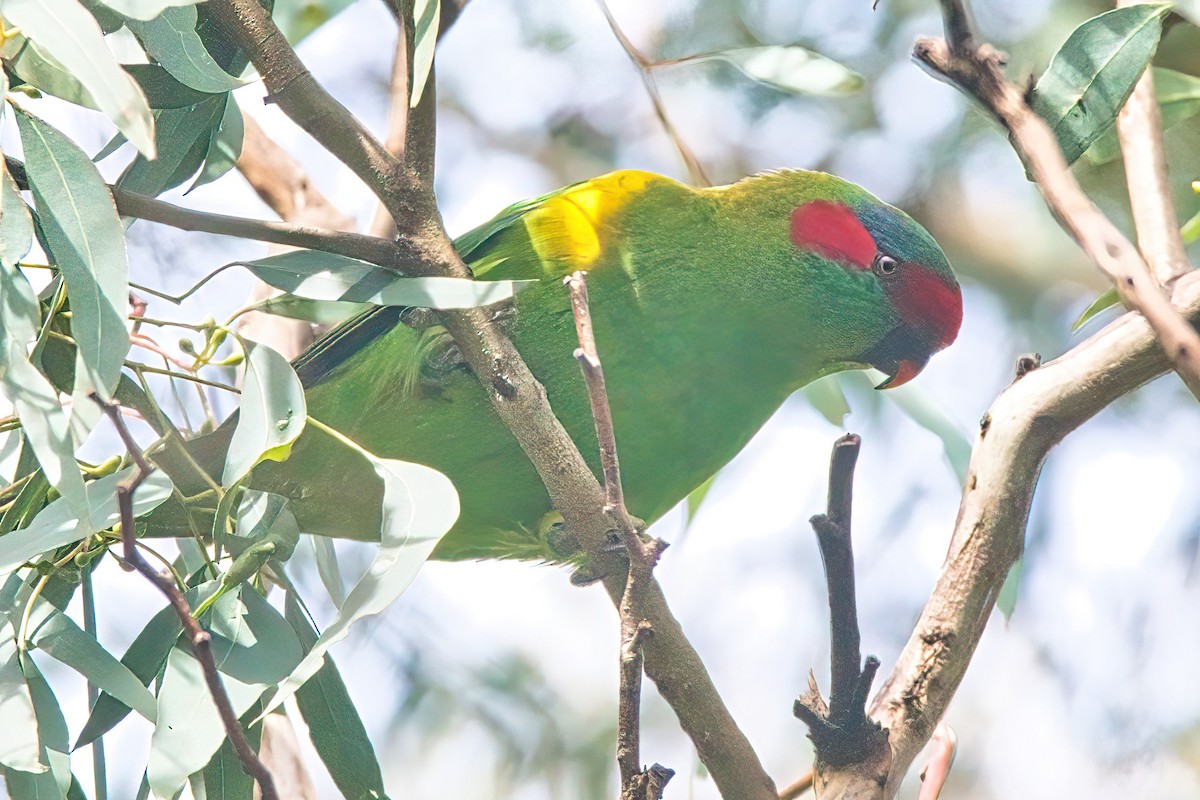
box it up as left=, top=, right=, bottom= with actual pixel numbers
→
left=197, top=169, right=962, bottom=562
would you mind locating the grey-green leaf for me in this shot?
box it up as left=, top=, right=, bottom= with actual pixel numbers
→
left=885, top=384, right=971, bottom=486
left=1, top=34, right=99, bottom=110
left=285, top=593, right=388, bottom=800
left=1030, top=4, right=1172, bottom=165
left=127, top=5, right=245, bottom=94
left=707, top=45, right=864, bottom=96
left=0, top=468, right=173, bottom=576
left=189, top=94, right=244, bottom=192
left=3, top=0, right=156, bottom=156
left=1072, top=286, right=1121, bottom=331
left=802, top=374, right=851, bottom=426
left=263, top=450, right=458, bottom=717
left=147, top=588, right=302, bottom=799
left=270, top=0, right=357, bottom=44
left=236, top=250, right=533, bottom=308
left=15, top=107, right=132, bottom=404
left=0, top=629, right=42, bottom=773
left=27, top=604, right=158, bottom=723
left=5, top=657, right=71, bottom=797
left=249, top=294, right=368, bottom=326
left=222, top=343, right=307, bottom=487
left=410, top=0, right=441, bottom=108
left=94, top=0, right=199, bottom=22
left=117, top=95, right=226, bottom=198
left=1085, top=68, right=1200, bottom=163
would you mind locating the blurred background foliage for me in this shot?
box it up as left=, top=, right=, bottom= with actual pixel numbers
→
left=5, top=0, right=1200, bottom=797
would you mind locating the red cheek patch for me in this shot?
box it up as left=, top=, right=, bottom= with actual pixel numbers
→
left=790, top=201, right=876, bottom=270
left=892, top=268, right=963, bottom=352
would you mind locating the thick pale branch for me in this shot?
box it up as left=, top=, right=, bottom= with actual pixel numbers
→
left=913, top=32, right=1200, bottom=399
left=868, top=270, right=1200, bottom=795
left=1114, top=1, right=1192, bottom=284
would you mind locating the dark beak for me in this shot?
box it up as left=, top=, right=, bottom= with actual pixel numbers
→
left=858, top=327, right=934, bottom=390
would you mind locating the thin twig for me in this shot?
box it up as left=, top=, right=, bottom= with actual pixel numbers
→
left=91, top=396, right=279, bottom=800
left=913, top=9, right=1200, bottom=399
left=565, top=271, right=671, bottom=800
left=1115, top=0, right=1192, bottom=284
left=793, top=436, right=889, bottom=792
left=593, top=0, right=710, bottom=186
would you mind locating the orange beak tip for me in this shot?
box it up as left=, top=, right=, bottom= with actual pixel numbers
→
left=874, top=359, right=922, bottom=390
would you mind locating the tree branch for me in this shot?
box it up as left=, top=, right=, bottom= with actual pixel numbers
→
left=864, top=268, right=1200, bottom=798
left=913, top=12, right=1200, bottom=399
left=207, top=2, right=778, bottom=797
left=1115, top=0, right=1192, bottom=284
left=566, top=271, right=672, bottom=800
left=91, top=396, right=278, bottom=800
left=793, top=435, right=889, bottom=796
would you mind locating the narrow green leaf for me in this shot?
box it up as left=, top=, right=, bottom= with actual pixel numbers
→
left=199, top=702, right=264, bottom=800
left=147, top=588, right=302, bottom=799
left=0, top=468, right=172, bottom=576
left=235, top=250, right=533, bottom=308
left=124, top=63, right=219, bottom=109
left=250, top=294, right=369, bottom=326
left=1, top=34, right=98, bottom=110
left=285, top=593, right=388, bottom=800
left=6, top=657, right=71, bottom=797
left=222, top=343, right=306, bottom=487
left=410, top=0, right=441, bottom=108
left=127, top=5, right=245, bottom=94
left=684, top=473, right=717, bottom=525
left=700, top=45, right=864, bottom=96
left=1030, top=4, right=1172, bottom=165
left=189, top=94, right=244, bottom=192
left=1072, top=286, right=1121, bottom=330
left=0, top=629, right=42, bottom=773
left=997, top=558, right=1022, bottom=619
left=75, top=585, right=214, bottom=749
left=27, top=603, right=157, bottom=723
left=310, top=534, right=345, bottom=608
left=886, top=384, right=971, bottom=486
left=4, top=0, right=156, bottom=156
left=262, top=445, right=457, bottom=717
left=0, top=147, right=88, bottom=524
left=1183, top=208, right=1200, bottom=245
left=94, top=0, right=199, bottom=21
left=117, top=95, right=226, bottom=198
left=15, top=108, right=132, bottom=406
left=802, top=374, right=851, bottom=426
left=270, top=0, right=356, bottom=44
left=1085, top=67, right=1200, bottom=163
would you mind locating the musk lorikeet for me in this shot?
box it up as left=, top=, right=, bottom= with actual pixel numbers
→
left=235, top=169, right=961, bottom=562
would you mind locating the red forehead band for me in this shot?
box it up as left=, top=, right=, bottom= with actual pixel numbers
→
left=790, top=201, right=876, bottom=270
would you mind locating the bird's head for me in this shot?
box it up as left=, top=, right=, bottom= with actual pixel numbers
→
left=788, top=188, right=962, bottom=388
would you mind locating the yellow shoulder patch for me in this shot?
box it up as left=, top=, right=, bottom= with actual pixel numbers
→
left=524, top=170, right=659, bottom=274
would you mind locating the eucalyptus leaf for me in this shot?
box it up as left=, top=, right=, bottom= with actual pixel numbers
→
left=15, top=108, right=132, bottom=408
left=285, top=593, right=388, bottom=800
left=125, top=63, right=218, bottom=109
left=271, top=0, right=356, bottom=44
left=0, top=629, right=42, bottom=773
left=886, top=383, right=971, bottom=486
left=147, top=588, right=302, bottom=799
left=0, top=168, right=91, bottom=527
left=700, top=45, right=864, bottom=96
left=189, top=94, right=244, bottom=192
left=410, top=0, right=441, bottom=108
left=4, top=0, right=156, bottom=156
left=1, top=35, right=99, bottom=110
left=1030, top=4, right=1172, bottom=165
left=250, top=294, right=369, bottom=326
left=5, top=657, right=71, bottom=797
left=802, top=374, right=851, bottom=426
left=117, top=95, right=226, bottom=198
left=309, top=534, right=345, bottom=608
left=1184, top=208, right=1200, bottom=244
left=1174, top=0, right=1200, bottom=25
left=94, top=0, right=199, bottom=22
left=127, top=5, right=245, bottom=94
left=0, top=468, right=173, bottom=577
left=222, top=343, right=306, bottom=487
left=1085, top=68, right=1200, bottom=163
left=1072, top=286, right=1121, bottom=331
left=27, top=603, right=158, bottom=723
left=261, top=448, right=458, bottom=718
left=236, top=250, right=533, bottom=308
left=684, top=473, right=716, bottom=525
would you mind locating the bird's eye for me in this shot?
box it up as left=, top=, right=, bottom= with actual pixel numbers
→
left=874, top=254, right=898, bottom=276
